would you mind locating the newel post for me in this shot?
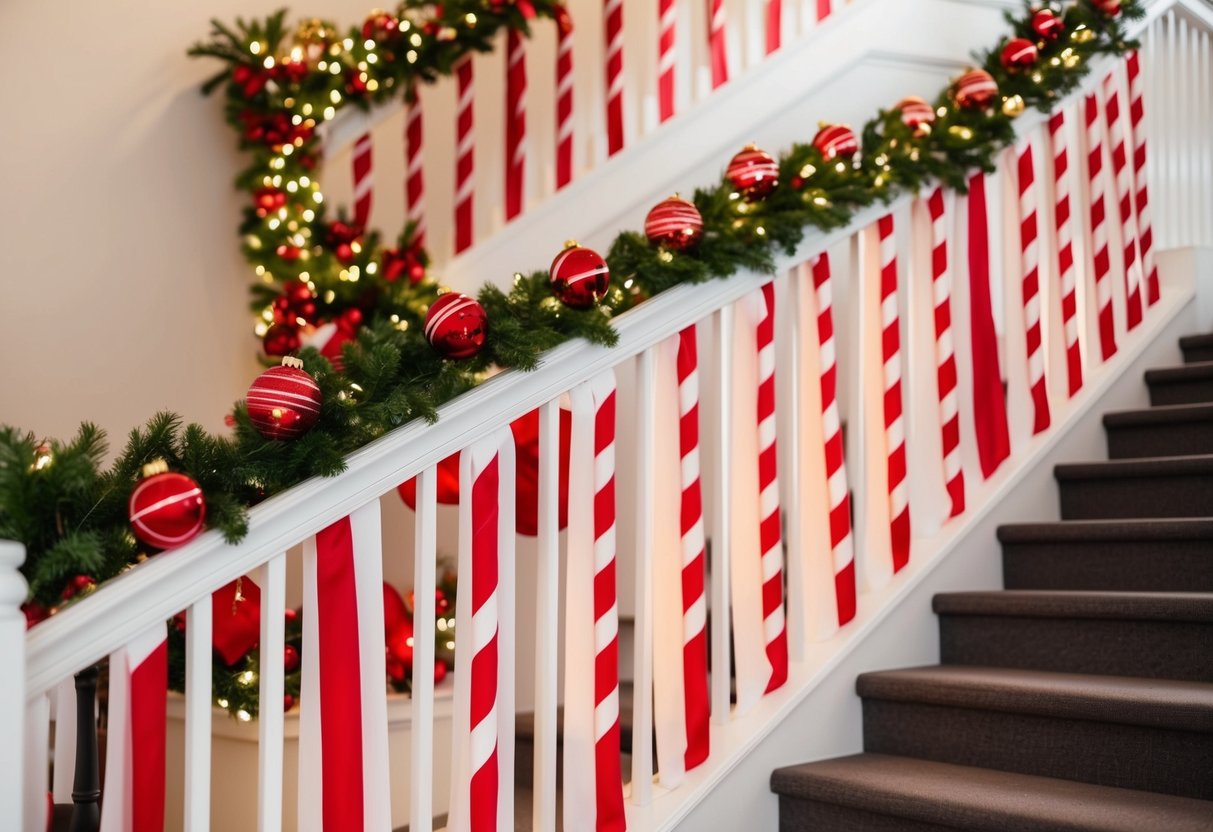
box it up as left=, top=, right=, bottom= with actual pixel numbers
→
left=0, top=540, right=28, bottom=830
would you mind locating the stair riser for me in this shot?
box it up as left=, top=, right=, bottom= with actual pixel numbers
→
left=862, top=700, right=1213, bottom=800
left=778, top=798, right=953, bottom=832
left=1181, top=344, right=1213, bottom=364
left=1002, top=541, right=1213, bottom=592
left=1058, top=473, right=1213, bottom=519
left=1148, top=378, right=1213, bottom=406
left=938, top=615, right=1213, bottom=682
left=1106, top=421, right=1213, bottom=459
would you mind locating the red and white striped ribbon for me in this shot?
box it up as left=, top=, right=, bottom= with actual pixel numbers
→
left=505, top=30, right=527, bottom=222
left=603, top=0, right=625, bottom=156
left=766, top=0, right=782, bottom=54
left=1048, top=112, right=1083, bottom=397
left=449, top=429, right=516, bottom=832
left=1016, top=142, right=1051, bottom=435
left=810, top=255, right=857, bottom=624
left=817, top=0, right=832, bottom=21
left=454, top=57, right=475, bottom=254
left=756, top=283, right=788, bottom=691
left=925, top=189, right=965, bottom=518
left=877, top=216, right=911, bottom=573
left=1126, top=52, right=1160, bottom=306
left=298, top=505, right=392, bottom=832
left=564, top=372, right=626, bottom=832
left=405, top=87, right=425, bottom=247
left=967, top=172, right=1011, bottom=479
left=1084, top=92, right=1117, bottom=361
left=1103, top=71, right=1144, bottom=330
left=352, top=132, right=373, bottom=229
left=707, top=0, right=728, bottom=89
left=555, top=11, right=575, bottom=188
left=657, top=0, right=676, bottom=122
left=99, top=626, right=167, bottom=832
left=677, top=326, right=710, bottom=767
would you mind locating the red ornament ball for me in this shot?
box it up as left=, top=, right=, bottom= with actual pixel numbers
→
left=246, top=357, right=322, bottom=441
left=434, top=659, right=448, bottom=685
left=1001, top=37, right=1039, bottom=70
left=424, top=292, right=488, bottom=359
left=549, top=243, right=610, bottom=309
left=895, top=96, right=936, bottom=135
left=284, top=644, right=300, bottom=674
left=253, top=187, right=285, bottom=217
left=812, top=124, right=859, bottom=161
left=262, top=324, right=300, bottom=358
left=129, top=461, right=207, bottom=550
left=644, top=195, right=703, bottom=252
left=726, top=145, right=780, bottom=200
left=284, top=694, right=296, bottom=712
left=1093, top=0, right=1121, bottom=15
left=1031, top=8, right=1065, bottom=41
left=61, top=575, right=97, bottom=601
left=362, top=9, right=400, bottom=41
left=953, top=69, right=999, bottom=109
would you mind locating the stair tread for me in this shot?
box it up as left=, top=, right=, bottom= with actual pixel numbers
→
left=770, top=753, right=1213, bottom=832
left=998, top=517, right=1213, bottom=543
left=856, top=665, right=1213, bottom=732
left=1145, top=360, right=1213, bottom=382
left=933, top=589, right=1213, bottom=622
left=1103, top=401, right=1213, bottom=426
left=1179, top=333, right=1213, bottom=350
left=1055, top=453, right=1213, bottom=479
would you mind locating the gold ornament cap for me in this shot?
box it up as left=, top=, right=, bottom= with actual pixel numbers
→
left=563, top=239, right=580, bottom=250
left=142, top=459, right=169, bottom=478
left=281, top=356, right=305, bottom=369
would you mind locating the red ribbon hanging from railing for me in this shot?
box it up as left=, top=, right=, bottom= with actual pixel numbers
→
left=1048, top=111, right=1084, bottom=398
left=756, top=283, right=788, bottom=692
left=1126, top=52, right=1160, bottom=306
left=406, top=86, right=425, bottom=247
left=876, top=216, right=911, bottom=572
left=1084, top=92, right=1118, bottom=361
left=555, top=9, right=575, bottom=188
left=603, top=0, right=625, bottom=156
left=766, top=0, right=782, bottom=54
left=1103, top=70, right=1144, bottom=331
left=454, top=57, right=475, bottom=253
left=707, top=0, right=729, bottom=89
left=1016, top=142, right=1051, bottom=436
left=505, top=29, right=527, bottom=222
left=817, top=0, right=832, bottom=22
left=352, top=132, right=373, bottom=229
left=657, top=0, right=676, bottom=122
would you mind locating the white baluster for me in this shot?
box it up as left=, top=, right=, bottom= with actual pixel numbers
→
left=631, top=347, right=656, bottom=806
left=776, top=269, right=806, bottom=662
left=184, top=597, right=213, bottom=832
left=710, top=306, right=733, bottom=724
left=1166, top=13, right=1180, bottom=250
left=533, top=402, right=560, bottom=832
left=410, top=467, right=437, bottom=832
left=257, top=555, right=286, bottom=832
left=0, top=541, right=27, bottom=830
left=23, top=695, right=48, bottom=832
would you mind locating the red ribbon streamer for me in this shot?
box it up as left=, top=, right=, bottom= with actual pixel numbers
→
left=130, top=640, right=167, bottom=832
left=469, top=455, right=501, bottom=831
left=967, top=173, right=1011, bottom=479
left=505, top=30, right=527, bottom=221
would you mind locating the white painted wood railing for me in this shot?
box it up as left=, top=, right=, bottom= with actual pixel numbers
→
left=5, top=0, right=1213, bottom=830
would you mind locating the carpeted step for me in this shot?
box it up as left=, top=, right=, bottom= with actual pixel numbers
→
left=998, top=519, right=1213, bottom=592
left=1103, top=402, right=1213, bottom=458
left=770, top=753, right=1213, bottom=832
left=1180, top=333, right=1213, bottom=364
left=934, top=591, right=1213, bottom=681
left=1055, top=454, right=1213, bottom=519
left=858, top=665, right=1213, bottom=800
left=1145, top=361, right=1213, bottom=406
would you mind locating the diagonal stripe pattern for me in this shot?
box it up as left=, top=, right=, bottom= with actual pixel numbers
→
left=756, top=283, right=788, bottom=691
left=1048, top=111, right=1083, bottom=397
left=1016, top=143, right=1051, bottom=435
left=877, top=216, right=911, bottom=572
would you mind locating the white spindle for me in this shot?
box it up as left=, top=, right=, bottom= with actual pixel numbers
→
left=710, top=306, right=733, bottom=724
left=1166, top=13, right=1180, bottom=248
left=0, top=541, right=26, bottom=831
left=631, top=348, right=656, bottom=806
left=410, top=467, right=437, bottom=832
left=533, top=401, right=560, bottom=832
left=184, top=597, right=213, bottom=831
left=257, top=554, right=286, bottom=832
left=777, top=270, right=806, bottom=662
left=22, top=695, right=48, bottom=832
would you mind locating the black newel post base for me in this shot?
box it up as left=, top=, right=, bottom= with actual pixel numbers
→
left=68, top=665, right=101, bottom=832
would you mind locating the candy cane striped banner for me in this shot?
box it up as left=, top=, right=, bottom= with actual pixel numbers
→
left=756, top=283, right=788, bottom=690
left=810, top=254, right=856, bottom=625
left=603, top=0, right=625, bottom=156
left=1016, top=142, right=1051, bottom=436
left=1084, top=92, right=1117, bottom=361
left=505, top=30, right=527, bottom=222
left=454, top=57, right=475, bottom=254
left=298, top=505, right=392, bottom=832
left=877, top=216, right=910, bottom=572
left=766, top=0, right=782, bottom=54
left=925, top=189, right=965, bottom=517
left=555, top=9, right=575, bottom=188
left=352, top=132, right=373, bottom=229
left=657, top=0, right=676, bottom=122
left=564, top=372, right=626, bottom=832
left=1103, top=70, right=1144, bottom=331
left=967, top=172, right=1011, bottom=479
left=99, top=625, right=167, bottom=832
left=1126, top=52, right=1160, bottom=306
left=1048, top=111, right=1083, bottom=397
left=449, top=429, right=516, bottom=832
left=406, top=86, right=425, bottom=247
left=708, top=0, right=729, bottom=89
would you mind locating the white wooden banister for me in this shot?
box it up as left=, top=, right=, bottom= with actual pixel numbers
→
left=0, top=541, right=24, bottom=832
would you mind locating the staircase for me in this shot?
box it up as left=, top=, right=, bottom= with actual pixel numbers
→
left=771, top=333, right=1213, bottom=831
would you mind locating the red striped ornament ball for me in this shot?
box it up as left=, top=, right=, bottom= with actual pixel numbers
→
left=1001, top=37, right=1039, bottom=70
left=246, top=357, right=322, bottom=440
left=953, top=69, right=999, bottom=109
left=896, top=96, right=937, bottom=136
left=424, top=292, right=488, bottom=359
left=644, top=196, right=704, bottom=252
left=1031, top=9, right=1065, bottom=41
left=726, top=145, right=780, bottom=200
left=1093, top=0, right=1121, bottom=16
left=812, top=123, right=859, bottom=161
left=550, top=243, right=610, bottom=309
left=128, top=461, right=207, bottom=550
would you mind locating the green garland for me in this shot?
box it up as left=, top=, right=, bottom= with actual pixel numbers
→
left=1, top=1, right=1140, bottom=648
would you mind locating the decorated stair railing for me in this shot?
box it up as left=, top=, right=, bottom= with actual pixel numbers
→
left=6, top=1, right=1213, bottom=831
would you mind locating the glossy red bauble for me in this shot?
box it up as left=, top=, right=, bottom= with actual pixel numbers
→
left=895, top=96, right=937, bottom=135
left=953, top=69, right=999, bottom=109
left=812, top=124, right=859, bottom=161
left=549, top=243, right=610, bottom=309
left=128, top=462, right=206, bottom=550
left=424, top=292, right=489, bottom=359
left=246, top=358, right=323, bottom=440
left=1093, top=0, right=1121, bottom=16
left=644, top=196, right=704, bottom=251
left=726, top=145, right=780, bottom=200
left=263, top=324, right=301, bottom=357
left=1031, top=8, right=1065, bottom=41
left=284, top=644, right=300, bottom=674
left=1001, top=37, right=1040, bottom=70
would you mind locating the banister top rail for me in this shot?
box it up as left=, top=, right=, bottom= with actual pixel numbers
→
left=22, top=0, right=1203, bottom=699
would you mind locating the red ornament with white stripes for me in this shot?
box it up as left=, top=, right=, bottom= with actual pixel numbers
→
left=896, top=96, right=936, bottom=136
left=755, top=283, right=788, bottom=691
left=877, top=215, right=911, bottom=571
left=1048, top=111, right=1084, bottom=396
left=1016, top=143, right=1052, bottom=435
left=925, top=189, right=966, bottom=517
left=1084, top=92, right=1117, bottom=361
left=246, top=357, right=322, bottom=441
left=1103, top=70, right=1144, bottom=330
left=1000, top=37, right=1039, bottom=71
left=550, top=242, right=610, bottom=309
left=645, top=195, right=704, bottom=252
left=727, top=145, right=780, bottom=201
left=953, top=69, right=998, bottom=109
left=1031, top=8, right=1064, bottom=41
left=812, top=123, right=859, bottom=161
left=128, top=460, right=206, bottom=550
left=424, top=292, right=488, bottom=359
left=1126, top=52, right=1159, bottom=305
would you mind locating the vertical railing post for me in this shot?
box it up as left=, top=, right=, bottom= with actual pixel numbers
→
left=68, top=667, right=101, bottom=832
left=410, top=467, right=437, bottom=832
left=710, top=307, right=733, bottom=724
left=0, top=541, right=27, bottom=831
left=533, top=401, right=560, bottom=831
left=631, top=350, right=656, bottom=806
